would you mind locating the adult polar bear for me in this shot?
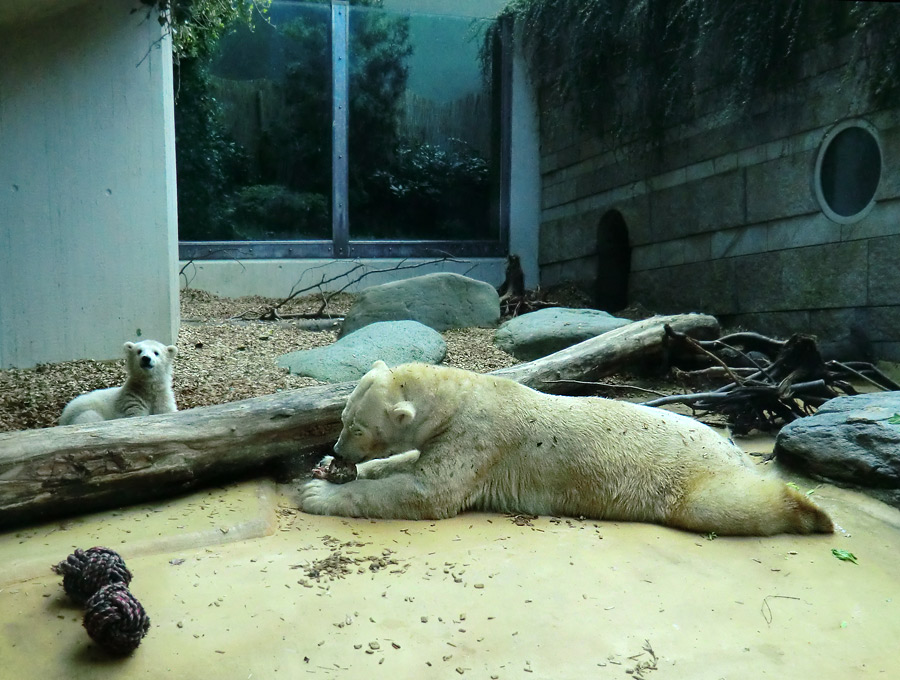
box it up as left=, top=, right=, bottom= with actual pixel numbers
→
left=300, top=361, right=833, bottom=536
left=59, top=340, right=178, bottom=425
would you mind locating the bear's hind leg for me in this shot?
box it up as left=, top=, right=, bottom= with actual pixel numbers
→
left=70, top=409, right=106, bottom=424
left=59, top=408, right=106, bottom=425
left=667, top=472, right=834, bottom=536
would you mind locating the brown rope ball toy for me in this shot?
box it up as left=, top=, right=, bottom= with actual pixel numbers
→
left=51, top=546, right=150, bottom=654
left=51, top=547, right=133, bottom=604
left=82, top=583, right=151, bottom=655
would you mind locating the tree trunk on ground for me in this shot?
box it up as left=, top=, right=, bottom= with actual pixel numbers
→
left=0, top=313, right=718, bottom=528
left=492, top=313, right=720, bottom=393
left=0, top=384, right=354, bottom=529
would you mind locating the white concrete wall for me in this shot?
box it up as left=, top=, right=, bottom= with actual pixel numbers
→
left=509, top=47, right=541, bottom=289
left=0, top=0, right=179, bottom=368
left=179, top=258, right=506, bottom=299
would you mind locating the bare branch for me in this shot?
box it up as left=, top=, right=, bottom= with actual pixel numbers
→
left=665, top=324, right=746, bottom=386
left=243, top=256, right=469, bottom=321
left=544, top=380, right=668, bottom=398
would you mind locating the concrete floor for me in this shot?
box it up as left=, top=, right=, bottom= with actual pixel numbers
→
left=1, top=453, right=899, bottom=679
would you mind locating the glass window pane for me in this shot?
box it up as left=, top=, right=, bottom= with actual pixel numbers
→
left=347, top=6, right=498, bottom=241
left=203, top=1, right=333, bottom=241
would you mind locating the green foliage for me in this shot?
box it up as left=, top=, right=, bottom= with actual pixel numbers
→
left=274, top=4, right=413, bottom=192
left=148, top=0, right=270, bottom=240
left=888, top=413, right=900, bottom=425
left=175, top=0, right=492, bottom=241
left=224, top=185, right=329, bottom=239
left=141, top=0, right=270, bottom=61
left=265, top=13, right=334, bottom=196
left=174, top=59, right=249, bottom=241
left=849, top=3, right=900, bottom=109
left=347, top=7, right=415, bottom=209
left=493, top=0, right=900, bottom=139
left=831, top=548, right=858, bottom=565
left=364, top=141, right=490, bottom=239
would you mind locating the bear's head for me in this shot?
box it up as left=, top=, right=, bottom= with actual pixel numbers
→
left=124, top=340, right=177, bottom=379
left=334, top=360, right=418, bottom=464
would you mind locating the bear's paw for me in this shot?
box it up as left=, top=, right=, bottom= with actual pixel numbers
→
left=299, top=478, right=347, bottom=515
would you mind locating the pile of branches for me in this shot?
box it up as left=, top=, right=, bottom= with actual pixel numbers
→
left=644, top=326, right=899, bottom=435
left=499, top=290, right=559, bottom=319
left=497, top=254, right=570, bottom=318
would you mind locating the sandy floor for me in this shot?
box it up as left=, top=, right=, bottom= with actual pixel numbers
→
left=1, top=445, right=898, bottom=679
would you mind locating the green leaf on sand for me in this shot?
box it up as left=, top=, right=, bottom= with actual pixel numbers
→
left=832, top=548, right=858, bottom=565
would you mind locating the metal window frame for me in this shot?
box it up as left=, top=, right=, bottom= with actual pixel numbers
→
left=332, top=0, right=350, bottom=257
left=179, top=1, right=511, bottom=262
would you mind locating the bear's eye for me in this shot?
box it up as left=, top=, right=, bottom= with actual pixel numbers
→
left=153, top=351, right=159, bottom=356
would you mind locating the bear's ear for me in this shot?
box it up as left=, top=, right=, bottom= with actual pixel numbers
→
left=391, top=400, right=416, bottom=425
left=166, top=345, right=178, bottom=357
left=371, top=360, right=389, bottom=372
left=124, top=342, right=136, bottom=353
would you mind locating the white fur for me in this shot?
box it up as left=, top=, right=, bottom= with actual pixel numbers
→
left=59, top=340, right=178, bottom=425
left=300, top=361, right=834, bottom=536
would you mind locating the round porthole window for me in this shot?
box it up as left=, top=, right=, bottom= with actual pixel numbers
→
left=814, top=119, right=882, bottom=224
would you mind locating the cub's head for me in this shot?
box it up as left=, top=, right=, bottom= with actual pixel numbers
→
left=124, top=340, right=177, bottom=377
left=334, top=360, right=418, bottom=464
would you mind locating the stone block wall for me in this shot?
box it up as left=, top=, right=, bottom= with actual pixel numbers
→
left=537, top=33, right=900, bottom=359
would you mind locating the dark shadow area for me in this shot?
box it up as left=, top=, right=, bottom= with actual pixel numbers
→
left=595, top=209, right=631, bottom=312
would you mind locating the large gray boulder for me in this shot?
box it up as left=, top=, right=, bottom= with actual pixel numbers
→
left=277, top=320, right=446, bottom=383
left=340, top=273, right=500, bottom=337
left=493, top=307, right=632, bottom=361
left=775, top=392, right=900, bottom=508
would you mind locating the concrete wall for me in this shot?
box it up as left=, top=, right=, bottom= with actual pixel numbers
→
left=0, top=0, right=179, bottom=368
left=179, top=258, right=506, bottom=299
left=508, top=46, right=542, bottom=289
left=538, top=33, right=900, bottom=359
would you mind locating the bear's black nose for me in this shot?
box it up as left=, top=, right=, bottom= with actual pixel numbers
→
left=140, top=355, right=152, bottom=368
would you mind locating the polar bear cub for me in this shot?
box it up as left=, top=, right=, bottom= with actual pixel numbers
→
left=59, top=340, right=178, bottom=425
left=300, top=361, right=834, bottom=536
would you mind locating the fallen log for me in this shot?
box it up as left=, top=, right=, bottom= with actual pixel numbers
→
left=0, top=384, right=354, bottom=529
left=493, top=313, right=720, bottom=392
left=0, top=313, right=717, bottom=528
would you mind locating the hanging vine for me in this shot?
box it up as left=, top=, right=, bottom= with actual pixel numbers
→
left=488, top=0, right=900, bottom=142
left=139, top=0, right=270, bottom=61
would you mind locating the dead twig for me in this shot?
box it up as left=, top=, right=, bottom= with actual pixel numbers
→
left=761, top=595, right=802, bottom=626
left=545, top=379, right=668, bottom=398
left=234, top=256, right=467, bottom=321
left=625, top=639, right=658, bottom=678
left=827, top=360, right=900, bottom=391
left=665, top=325, right=746, bottom=386
left=179, top=252, right=247, bottom=290
left=648, top=330, right=889, bottom=435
